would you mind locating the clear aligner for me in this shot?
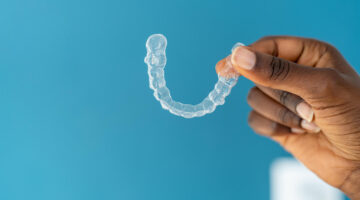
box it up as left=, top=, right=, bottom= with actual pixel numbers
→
left=144, top=34, right=244, bottom=118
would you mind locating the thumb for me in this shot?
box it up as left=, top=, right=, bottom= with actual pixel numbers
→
left=231, top=46, right=334, bottom=99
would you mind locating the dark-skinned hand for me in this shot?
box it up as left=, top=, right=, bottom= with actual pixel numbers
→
left=216, top=36, right=360, bottom=199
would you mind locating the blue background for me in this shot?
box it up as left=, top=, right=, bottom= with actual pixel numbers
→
left=0, top=0, right=359, bottom=199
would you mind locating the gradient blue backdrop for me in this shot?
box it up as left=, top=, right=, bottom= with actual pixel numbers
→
left=0, top=0, right=359, bottom=199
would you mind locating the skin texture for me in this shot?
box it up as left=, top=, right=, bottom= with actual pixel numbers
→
left=216, top=36, right=360, bottom=199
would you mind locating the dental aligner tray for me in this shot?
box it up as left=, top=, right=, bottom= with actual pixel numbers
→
left=144, top=34, right=243, bottom=118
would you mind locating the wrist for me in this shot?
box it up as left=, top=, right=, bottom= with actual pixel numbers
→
left=341, top=168, right=360, bottom=200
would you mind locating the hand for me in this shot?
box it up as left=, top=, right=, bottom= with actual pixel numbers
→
left=216, top=36, right=360, bottom=199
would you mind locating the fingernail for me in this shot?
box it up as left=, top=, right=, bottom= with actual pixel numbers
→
left=291, top=128, right=306, bottom=134
left=231, top=46, right=256, bottom=70
left=296, top=102, right=314, bottom=122
left=301, top=120, right=321, bottom=133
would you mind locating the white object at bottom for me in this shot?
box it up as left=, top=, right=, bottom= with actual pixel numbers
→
left=270, top=158, right=343, bottom=200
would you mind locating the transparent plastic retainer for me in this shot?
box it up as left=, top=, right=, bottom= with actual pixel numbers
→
left=144, top=34, right=243, bottom=118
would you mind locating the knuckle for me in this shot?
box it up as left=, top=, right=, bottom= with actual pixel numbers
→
left=278, top=90, right=290, bottom=105
left=320, top=40, right=337, bottom=52
left=276, top=108, right=299, bottom=126
left=307, top=39, right=339, bottom=62
left=277, top=90, right=302, bottom=111
left=268, top=57, right=291, bottom=81
left=306, top=38, right=336, bottom=51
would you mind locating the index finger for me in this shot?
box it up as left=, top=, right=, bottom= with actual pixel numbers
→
left=249, top=36, right=328, bottom=67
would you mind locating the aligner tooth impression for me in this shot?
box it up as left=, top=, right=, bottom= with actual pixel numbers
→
left=144, top=34, right=243, bottom=118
